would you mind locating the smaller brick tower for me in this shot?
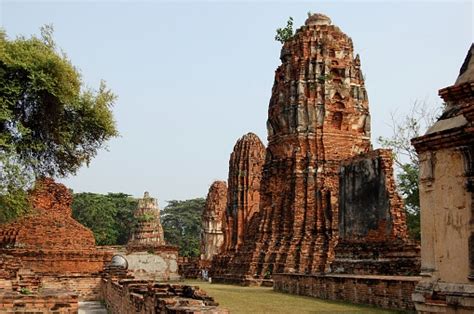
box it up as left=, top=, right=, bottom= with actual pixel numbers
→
left=127, top=192, right=166, bottom=251
left=201, top=181, right=227, bottom=262
left=224, top=133, right=266, bottom=252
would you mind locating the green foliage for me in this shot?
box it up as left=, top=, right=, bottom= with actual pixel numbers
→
left=0, top=25, right=118, bottom=221
left=137, top=212, right=155, bottom=222
left=398, top=163, right=420, bottom=240
left=0, top=186, right=29, bottom=223
left=19, top=287, right=32, bottom=295
left=275, top=17, right=294, bottom=44
left=72, top=192, right=137, bottom=245
left=398, top=163, right=420, bottom=214
left=0, top=152, right=31, bottom=223
left=161, top=198, right=205, bottom=257
left=317, top=74, right=332, bottom=83
left=264, top=269, right=272, bottom=279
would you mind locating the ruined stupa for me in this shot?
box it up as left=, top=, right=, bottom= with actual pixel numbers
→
left=255, top=13, right=372, bottom=275
left=127, top=191, right=166, bottom=251
left=0, top=178, right=111, bottom=274
left=122, top=192, right=179, bottom=280
left=223, top=133, right=266, bottom=252
left=0, top=178, right=113, bottom=301
left=201, top=181, right=227, bottom=262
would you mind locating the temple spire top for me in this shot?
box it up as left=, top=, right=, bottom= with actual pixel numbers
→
left=305, top=13, right=332, bottom=26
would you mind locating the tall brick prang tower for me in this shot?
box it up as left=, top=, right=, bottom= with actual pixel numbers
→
left=254, top=13, right=372, bottom=276
left=212, top=13, right=373, bottom=283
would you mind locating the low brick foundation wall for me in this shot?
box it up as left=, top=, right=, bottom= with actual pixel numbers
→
left=41, top=274, right=102, bottom=301
left=0, top=249, right=112, bottom=275
left=101, top=278, right=228, bottom=313
left=178, top=257, right=201, bottom=279
left=273, top=273, right=420, bottom=310
left=0, top=290, right=78, bottom=313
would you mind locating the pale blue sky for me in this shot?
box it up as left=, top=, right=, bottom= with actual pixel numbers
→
left=1, top=1, right=472, bottom=207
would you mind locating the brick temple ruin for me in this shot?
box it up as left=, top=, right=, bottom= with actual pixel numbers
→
left=223, top=133, right=265, bottom=253
left=119, top=191, right=180, bottom=281
left=206, top=13, right=421, bottom=310
left=411, top=44, right=474, bottom=313
left=201, top=181, right=227, bottom=264
left=1, top=10, right=470, bottom=314
left=128, top=192, right=166, bottom=249
left=0, top=178, right=112, bottom=305
left=0, top=179, right=226, bottom=313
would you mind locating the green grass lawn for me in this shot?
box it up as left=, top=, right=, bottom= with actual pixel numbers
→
left=183, top=280, right=399, bottom=314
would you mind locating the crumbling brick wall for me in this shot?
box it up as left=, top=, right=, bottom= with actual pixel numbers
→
left=330, top=149, right=419, bottom=275
left=338, top=149, right=407, bottom=242
left=0, top=178, right=112, bottom=299
left=101, top=279, right=227, bottom=313
left=273, top=273, right=419, bottom=311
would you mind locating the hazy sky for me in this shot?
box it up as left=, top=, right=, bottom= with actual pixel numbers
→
left=1, top=1, right=472, bottom=207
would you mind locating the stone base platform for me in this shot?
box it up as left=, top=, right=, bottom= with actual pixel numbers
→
left=330, top=240, right=420, bottom=276
left=273, top=273, right=421, bottom=311
left=178, top=257, right=201, bottom=279
left=412, top=280, right=474, bottom=313
left=105, top=245, right=180, bottom=281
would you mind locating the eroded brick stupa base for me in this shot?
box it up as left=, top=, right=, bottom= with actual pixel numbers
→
left=0, top=178, right=113, bottom=303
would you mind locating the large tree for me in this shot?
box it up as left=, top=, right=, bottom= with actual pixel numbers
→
left=161, top=198, right=205, bottom=257
left=72, top=192, right=137, bottom=245
left=0, top=26, right=118, bottom=221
